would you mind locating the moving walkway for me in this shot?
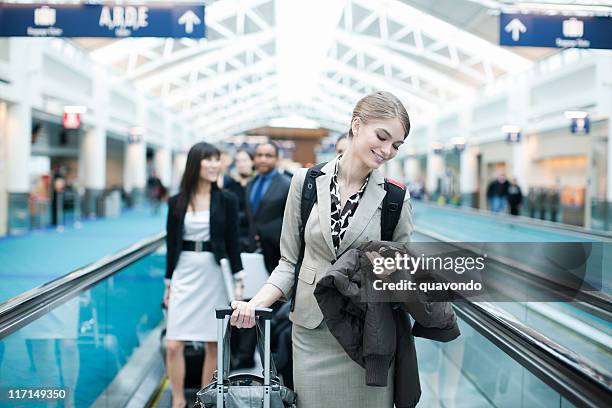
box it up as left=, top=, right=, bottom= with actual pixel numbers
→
left=0, top=226, right=609, bottom=407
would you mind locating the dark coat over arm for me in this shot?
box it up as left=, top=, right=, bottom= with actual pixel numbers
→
left=314, top=243, right=460, bottom=408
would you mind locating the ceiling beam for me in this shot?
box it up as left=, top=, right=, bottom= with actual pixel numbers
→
left=195, top=92, right=280, bottom=128
left=346, top=0, right=531, bottom=78
left=334, top=30, right=473, bottom=97
left=324, top=58, right=437, bottom=112
left=135, top=30, right=275, bottom=91
left=185, top=75, right=279, bottom=118
left=165, top=58, right=276, bottom=107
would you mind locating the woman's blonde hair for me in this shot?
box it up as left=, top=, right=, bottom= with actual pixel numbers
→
left=348, top=91, right=410, bottom=139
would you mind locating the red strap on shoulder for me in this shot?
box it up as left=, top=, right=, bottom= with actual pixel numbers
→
left=385, top=177, right=405, bottom=190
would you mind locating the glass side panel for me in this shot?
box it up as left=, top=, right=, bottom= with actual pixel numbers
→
left=416, top=318, right=569, bottom=408
left=412, top=203, right=612, bottom=380
left=0, top=248, right=165, bottom=407
left=485, top=301, right=612, bottom=377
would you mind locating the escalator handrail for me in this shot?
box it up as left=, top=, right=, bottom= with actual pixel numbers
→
left=0, top=232, right=165, bottom=339
left=416, top=200, right=612, bottom=241
left=455, top=300, right=611, bottom=408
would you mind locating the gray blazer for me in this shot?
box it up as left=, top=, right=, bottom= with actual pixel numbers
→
left=267, top=156, right=414, bottom=329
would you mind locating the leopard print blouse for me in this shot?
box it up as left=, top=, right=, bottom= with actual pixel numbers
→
left=330, top=156, right=369, bottom=253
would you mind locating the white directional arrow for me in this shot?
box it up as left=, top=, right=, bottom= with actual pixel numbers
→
left=178, top=10, right=201, bottom=34
left=505, top=18, right=527, bottom=41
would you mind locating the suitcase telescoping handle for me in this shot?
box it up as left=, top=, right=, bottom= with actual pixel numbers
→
left=215, top=306, right=274, bottom=320
left=215, top=306, right=274, bottom=408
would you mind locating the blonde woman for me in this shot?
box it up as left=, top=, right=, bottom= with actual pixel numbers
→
left=230, top=91, right=412, bottom=407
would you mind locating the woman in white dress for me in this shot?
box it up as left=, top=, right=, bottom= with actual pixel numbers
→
left=164, top=142, right=245, bottom=408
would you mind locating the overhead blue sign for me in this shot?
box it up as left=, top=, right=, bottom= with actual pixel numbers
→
left=0, top=3, right=205, bottom=38
left=500, top=13, right=612, bottom=49
left=570, top=117, right=590, bottom=135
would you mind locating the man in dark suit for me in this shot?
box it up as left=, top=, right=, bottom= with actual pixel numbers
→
left=246, top=141, right=291, bottom=274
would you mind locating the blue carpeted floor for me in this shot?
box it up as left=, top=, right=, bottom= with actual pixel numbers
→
left=0, top=207, right=166, bottom=303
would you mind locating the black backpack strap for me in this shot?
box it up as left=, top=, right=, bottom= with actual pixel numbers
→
left=290, top=162, right=326, bottom=312
left=381, top=178, right=406, bottom=241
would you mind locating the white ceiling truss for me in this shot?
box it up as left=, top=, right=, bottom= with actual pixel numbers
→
left=84, top=0, right=534, bottom=140
left=336, top=0, right=531, bottom=84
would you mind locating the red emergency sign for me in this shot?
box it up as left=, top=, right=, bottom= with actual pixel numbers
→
left=63, top=112, right=81, bottom=129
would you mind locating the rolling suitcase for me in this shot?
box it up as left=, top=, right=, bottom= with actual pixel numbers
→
left=195, top=307, right=297, bottom=408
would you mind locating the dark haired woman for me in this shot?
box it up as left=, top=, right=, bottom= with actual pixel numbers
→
left=164, top=142, right=244, bottom=408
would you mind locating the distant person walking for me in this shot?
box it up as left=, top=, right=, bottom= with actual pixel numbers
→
left=164, top=142, right=244, bottom=408
left=527, top=188, right=537, bottom=218
left=225, top=149, right=256, bottom=252
left=549, top=188, right=560, bottom=222
left=486, top=173, right=510, bottom=213
left=507, top=178, right=523, bottom=216
left=147, top=171, right=166, bottom=215
left=51, top=166, right=67, bottom=226
left=538, top=188, right=547, bottom=220
left=217, top=149, right=233, bottom=189
left=335, top=133, right=349, bottom=156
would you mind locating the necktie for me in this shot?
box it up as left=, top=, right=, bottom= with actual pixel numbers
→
left=251, top=174, right=267, bottom=213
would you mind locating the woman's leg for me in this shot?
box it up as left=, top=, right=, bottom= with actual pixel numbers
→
left=166, top=340, right=186, bottom=408
left=202, top=342, right=218, bottom=387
